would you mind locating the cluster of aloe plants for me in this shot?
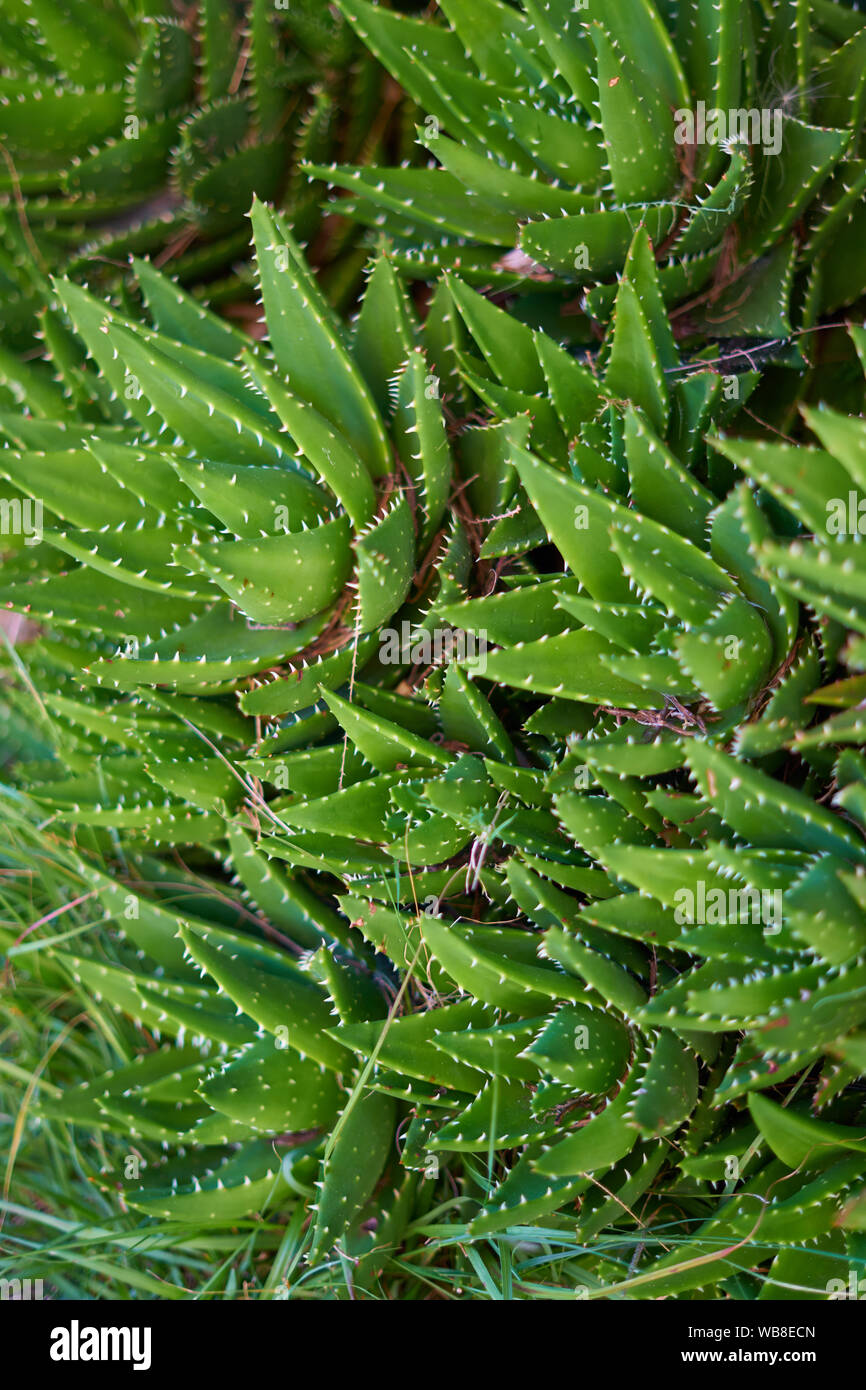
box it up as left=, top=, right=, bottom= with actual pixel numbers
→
left=0, top=0, right=409, bottom=356
left=318, top=0, right=866, bottom=340
left=2, top=0, right=866, bottom=1302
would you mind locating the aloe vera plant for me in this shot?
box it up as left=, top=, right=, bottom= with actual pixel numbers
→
left=3, top=182, right=866, bottom=1300
left=0, top=0, right=405, bottom=355
left=312, top=0, right=866, bottom=357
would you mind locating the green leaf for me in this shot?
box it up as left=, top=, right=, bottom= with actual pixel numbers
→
left=524, top=1003, right=631, bottom=1091
left=311, top=1088, right=396, bottom=1257
left=431, top=1077, right=556, bottom=1151
left=464, top=629, right=650, bottom=706
left=250, top=197, right=390, bottom=476
left=392, top=348, right=453, bottom=542
left=200, top=1041, right=342, bottom=1133
left=534, top=1042, right=646, bottom=1176
left=127, top=1141, right=290, bottom=1224
left=324, top=687, right=450, bottom=773
left=510, top=446, right=632, bottom=602
left=353, top=253, right=417, bottom=416
left=334, top=1001, right=495, bottom=1092
left=178, top=923, right=354, bottom=1070
left=686, top=742, right=866, bottom=860
left=749, top=1093, right=866, bottom=1169
left=519, top=205, right=679, bottom=280
left=588, top=22, right=679, bottom=204
left=176, top=516, right=352, bottom=626
left=628, top=1031, right=699, bottom=1137
left=245, top=355, right=376, bottom=528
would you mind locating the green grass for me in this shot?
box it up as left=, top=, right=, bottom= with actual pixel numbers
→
left=0, top=802, right=673, bottom=1297
left=0, top=793, right=798, bottom=1302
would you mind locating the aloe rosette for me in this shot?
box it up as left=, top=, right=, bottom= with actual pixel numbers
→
left=2, top=202, right=866, bottom=1295
left=0, top=0, right=402, bottom=356
left=310, top=0, right=866, bottom=357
